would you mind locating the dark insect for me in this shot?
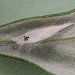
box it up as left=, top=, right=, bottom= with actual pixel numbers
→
left=23, top=36, right=29, bottom=41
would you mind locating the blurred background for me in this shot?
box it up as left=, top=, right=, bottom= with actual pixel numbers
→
left=0, top=0, right=75, bottom=25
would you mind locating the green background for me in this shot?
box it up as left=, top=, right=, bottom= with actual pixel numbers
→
left=0, top=54, right=54, bottom=75
left=0, top=0, right=75, bottom=25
